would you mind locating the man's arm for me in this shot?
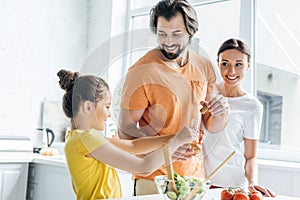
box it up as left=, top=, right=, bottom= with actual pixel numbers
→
left=118, top=108, right=148, bottom=139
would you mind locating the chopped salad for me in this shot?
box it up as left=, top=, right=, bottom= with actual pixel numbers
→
left=159, top=172, right=207, bottom=200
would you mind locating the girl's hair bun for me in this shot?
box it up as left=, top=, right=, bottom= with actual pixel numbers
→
left=57, top=69, right=80, bottom=91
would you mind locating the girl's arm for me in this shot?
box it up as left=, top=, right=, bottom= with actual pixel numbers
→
left=107, top=134, right=174, bottom=155
left=89, top=126, right=194, bottom=176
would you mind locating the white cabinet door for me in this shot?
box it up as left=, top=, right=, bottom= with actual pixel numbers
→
left=39, top=165, right=75, bottom=200
left=0, top=163, right=28, bottom=200
left=28, top=163, right=134, bottom=199
left=117, top=170, right=134, bottom=197
left=27, top=163, right=76, bottom=200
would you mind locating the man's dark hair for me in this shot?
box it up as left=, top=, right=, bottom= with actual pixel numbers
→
left=150, top=0, right=199, bottom=37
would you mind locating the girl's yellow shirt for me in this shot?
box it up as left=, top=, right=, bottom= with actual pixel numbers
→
left=64, top=129, right=122, bottom=200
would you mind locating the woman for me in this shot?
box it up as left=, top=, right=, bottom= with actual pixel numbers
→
left=57, top=69, right=195, bottom=200
left=203, top=39, right=276, bottom=197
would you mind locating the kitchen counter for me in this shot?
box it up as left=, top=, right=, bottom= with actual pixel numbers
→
left=111, top=189, right=300, bottom=200
left=5, top=152, right=299, bottom=199
left=0, top=152, right=34, bottom=163
left=0, top=152, right=66, bottom=166
left=32, top=154, right=67, bottom=167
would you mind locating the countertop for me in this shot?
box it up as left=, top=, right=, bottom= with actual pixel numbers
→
left=32, top=154, right=67, bottom=167
left=0, top=152, right=34, bottom=163
left=2, top=152, right=300, bottom=199
left=0, top=152, right=67, bottom=166
left=111, top=189, right=300, bottom=200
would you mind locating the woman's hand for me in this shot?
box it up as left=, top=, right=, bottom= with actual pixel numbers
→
left=201, top=93, right=229, bottom=116
left=248, top=184, right=277, bottom=197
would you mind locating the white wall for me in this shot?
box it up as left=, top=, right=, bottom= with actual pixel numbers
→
left=0, top=0, right=87, bottom=138
left=81, top=0, right=128, bottom=90
left=80, top=0, right=113, bottom=79
left=0, top=0, right=127, bottom=141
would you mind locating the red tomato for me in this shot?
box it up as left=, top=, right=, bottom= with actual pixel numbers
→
left=249, top=191, right=262, bottom=200
left=233, top=191, right=250, bottom=200
left=221, top=189, right=234, bottom=200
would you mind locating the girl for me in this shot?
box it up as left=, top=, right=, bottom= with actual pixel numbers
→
left=57, top=69, right=195, bottom=200
left=203, top=39, right=276, bottom=197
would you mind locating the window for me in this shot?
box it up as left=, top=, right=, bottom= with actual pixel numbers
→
left=256, top=0, right=300, bottom=161
left=125, top=0, right=300, bottom=162
left=257, top=91, right=282, bottom=145
left=127, top=0, right=242, bottom=75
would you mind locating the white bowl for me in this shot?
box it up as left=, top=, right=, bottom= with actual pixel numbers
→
left=154, top=174, right=211, bottom=200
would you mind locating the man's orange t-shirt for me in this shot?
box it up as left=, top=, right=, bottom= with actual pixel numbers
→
left=120, top=48, right=217, bottom=180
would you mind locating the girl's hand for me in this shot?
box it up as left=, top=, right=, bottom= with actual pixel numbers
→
left=171, top=144, right=193, bottom=161
left=174, top=126, right=195, bottom=144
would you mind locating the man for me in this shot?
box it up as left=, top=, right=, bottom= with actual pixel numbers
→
left=118, top=0, right=229, bottom=195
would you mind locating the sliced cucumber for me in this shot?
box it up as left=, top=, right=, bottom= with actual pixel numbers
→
left=166, top=191, right=177, bottom=200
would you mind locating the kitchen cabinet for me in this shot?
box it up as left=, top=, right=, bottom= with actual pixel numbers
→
left=0, top=163, right=28, bottom=200
left=117, top=170, right=134, bottom=197
left=26, top=163, right=75, bottom=200
left=26, top=160, right=133, bottom=200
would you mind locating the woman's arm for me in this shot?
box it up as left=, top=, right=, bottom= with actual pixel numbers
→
left=244, top=138, right=277, bottom=197
left=89, top=126, right=194, bottom=176
left=244, top=138, right=258, bottom=186
left=107, top=134, right=174, bottom=155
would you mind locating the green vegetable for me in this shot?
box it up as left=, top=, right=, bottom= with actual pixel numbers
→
left=166, top=191, right=177, bottom=200
left=164, top=172, right=205, bottom=200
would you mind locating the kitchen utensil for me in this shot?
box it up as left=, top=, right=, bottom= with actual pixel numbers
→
left=184, top=150, right=236, bottom=200
left=190, top=119, right=201, bottom=156
left=205, top=150, right=236, bottom=182
left=162, top=143, right=178, bottom=194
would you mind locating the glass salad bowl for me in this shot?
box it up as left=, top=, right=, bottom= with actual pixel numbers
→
left=154, top=173, right=211, bottom=200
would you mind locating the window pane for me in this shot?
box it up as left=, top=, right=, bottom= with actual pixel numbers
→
left=129, top=0, right=241, bottom=77
left=257, top=0, right=300, bottom=153
left=127, top=0, right=300, bottom=162
left=131, top=0, right=158, bottom=9
left=194, top=0, right=241, bottom=59
left=193, top=0, right=240, bottom=79
left=129, top=15, right=155, bottom=67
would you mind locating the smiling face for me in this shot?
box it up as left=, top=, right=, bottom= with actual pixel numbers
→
left=218, top=49, right=250, bottom=90
left=156, top=13, right=190, bottom=60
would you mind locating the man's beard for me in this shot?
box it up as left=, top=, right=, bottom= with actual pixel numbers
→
left=160, top=43, right=188, bottom=60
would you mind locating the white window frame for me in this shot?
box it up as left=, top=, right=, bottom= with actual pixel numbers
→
left=125, top=0, right=300, bottom=163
